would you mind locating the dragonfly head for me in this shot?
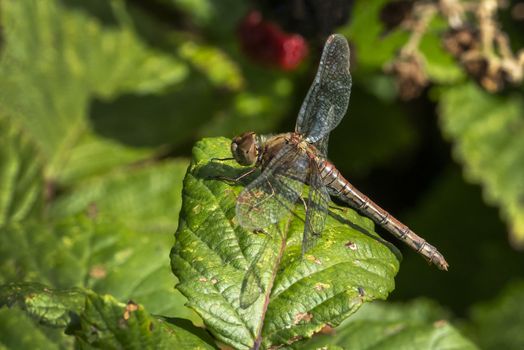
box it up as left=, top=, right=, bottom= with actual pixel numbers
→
left=231, top=132, right=259, bottom=166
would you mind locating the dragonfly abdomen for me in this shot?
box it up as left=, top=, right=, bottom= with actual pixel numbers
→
left=317, top=159, right=449, bottom=271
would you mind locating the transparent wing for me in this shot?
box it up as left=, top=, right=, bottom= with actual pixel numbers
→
left=239, top=234, right=271, bottom=309
left=236, top=145, right=309, bottom=230
left=301, top=161, right=330, bottom=254
left=295, top=34, right=352, bottom=152
left=315, top=135, right=330, bottom=157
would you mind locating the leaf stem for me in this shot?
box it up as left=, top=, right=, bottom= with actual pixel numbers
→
left=252, top=228, right=288, bottom=350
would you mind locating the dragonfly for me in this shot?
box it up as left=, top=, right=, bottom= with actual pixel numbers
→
left=226, top=34, right=448, bottom=306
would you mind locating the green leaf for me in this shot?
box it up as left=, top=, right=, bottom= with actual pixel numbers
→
left=394, top=166, right=524, bottom=312
left=0, top=284, right=215, bottom=349
left=2, top=159, right=198, bottom=320
left=0, top=117, right=43, bottom=226
left=167, top=0, right=247, bottom=39
left=468, top=281, right=524, bottom=350
left=345, top=1, right=463, bottom=85
left=0, top=282, right=85, bottom=328
left=72, top=292, right=216, bottom=349
left=171, top=138, right=400, bottom=349
left=0, top=216, right=192, bottom=320
left=344, top=0, right=407, bottom=71
left=0, top=220, right=83, bottom=287
left=51, top=132, right=152, bottom=186
left=0, top=307, right=70, bottom=350
left=178, top=40, right=243, bottom=91
left=0, top=0, right=187, bottom=183
left=197, top=69, right=297, bottom=140
left=0, top=283, right=81, bottom=349
left=296, top=300, right=478, bottom=350
left=89, top=45, right=295, bottom=155
left=50, top=160, right=188, bottom=234
left=439, top=83, right=524, bottom=247
left=419, top=18, right=465, bottom=84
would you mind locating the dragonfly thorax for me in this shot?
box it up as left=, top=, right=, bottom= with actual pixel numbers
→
left=231, top=131, right=260, bottom=166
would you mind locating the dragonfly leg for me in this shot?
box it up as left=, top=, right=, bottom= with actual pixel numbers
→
left=211, top=167, right=257, bottom=184
left=266, top=179, right=277, bottom=196
left=210, top=156, right=235, bottom=162
left=253, top=228, right=269, bottom=236
left=298, top=195, right=308, bottom=212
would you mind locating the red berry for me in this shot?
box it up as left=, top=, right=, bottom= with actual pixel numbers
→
left=237, top=10, right=308, bottom=70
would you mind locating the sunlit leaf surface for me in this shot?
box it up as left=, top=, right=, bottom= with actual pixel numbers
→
left=0, top=0, right=186, bottom=183
left=1, top=160, right=197, bottom=321
left=296, top=300, right=478, bottom=350
left=0, top=282, right=85, bottom=328
left=0, top=284, right=215, bottom=349
left=73, top=292, right=215, bottom=349
left=0, top=116, right=43, bottom=226
left=171, top=138, right=400, bottom=349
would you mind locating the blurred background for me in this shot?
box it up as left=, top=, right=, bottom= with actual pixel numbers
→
left=1, top=0, right=524, bottom=348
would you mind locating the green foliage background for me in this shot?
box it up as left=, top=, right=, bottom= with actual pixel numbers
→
left=0, top=0, right=523, bottom=349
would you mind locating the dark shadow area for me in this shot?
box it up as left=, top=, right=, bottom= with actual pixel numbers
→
left=195, top=160, right=260, bottom=187
left=391, top=164, right=524, bottom=316
left=0, top=18, right=4, bottom=55
left=161, top=317, right=216, bottom=347
left=89, top=77, right=230, bottom=150
left=61, top=0, right=120, bottom=26
left=329, top=84, right=449, bottom=212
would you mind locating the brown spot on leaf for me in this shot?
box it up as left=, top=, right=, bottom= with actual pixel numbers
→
left=87, top=202, right=98, bottom=219
left=89, top=265, right=107, bottom=279
left=345, top=241, right=357, bottom=250
left=306, top=255, right=322, bottom=265
left=211, top=278, right=218, bottom=285
left=319, top=324, right=335, bottom=335
left=123, top=300, right=139, bottom=321
left=286, top=335, right=303, bottom=345
left=314, top=282, right=330, bottom=291
left=293, top=312, right=313, bottom=325
left=198, top=277, right=208, bottom=282
left=433, top=319, right=448, bottom=328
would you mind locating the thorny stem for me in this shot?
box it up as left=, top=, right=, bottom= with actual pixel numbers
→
left=252, top=228, right=288, bottom=350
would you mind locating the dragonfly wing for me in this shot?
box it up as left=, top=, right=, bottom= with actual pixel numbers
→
left=236, top=145, right=309, bottom=231
left=240, top=265, right=262, bottom=309
left=315, top=135, right=329, bottom=157
left=239, top=234, right=271, bottom=309
left=295, top=34, right=352, bottom=149
left=302, top=160, right=330, bottom=254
